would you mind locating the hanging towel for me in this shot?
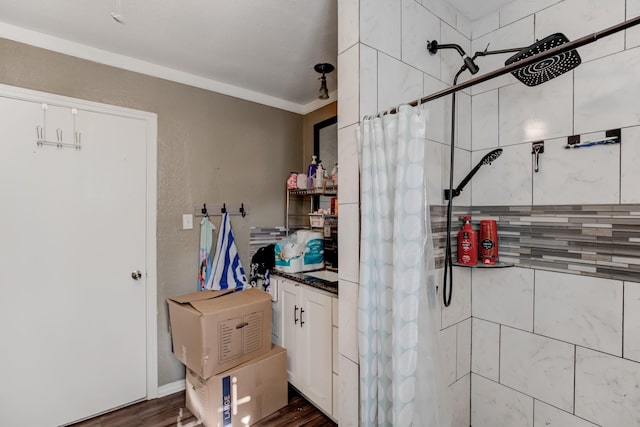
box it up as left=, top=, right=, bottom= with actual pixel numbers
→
left=204, top=212, right=248, bottom=291
left=198, top=217, right=215, bottom=291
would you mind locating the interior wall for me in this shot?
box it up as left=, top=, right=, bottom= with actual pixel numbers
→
left=467, top=1, right=640, bottom=426
left=0, top=37, right=303, bottom=387
left=338, top=0, right=475, bottom=425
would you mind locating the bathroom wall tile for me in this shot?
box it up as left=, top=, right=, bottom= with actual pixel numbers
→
left=499, top=0, right=561, bottom=26
left=401, top=0, right=441, bottom=77
left=501, top=327, right=575, bottom=412
left=535, top=270, right=623, bottom=356
left=377, top=53, right=423, bottom=113
left=575, top=48, right=640, bottom=134
left=471, top=373, right=534, bottom=427
left=471, top=17, right=535, bottom=95
left=425, top=140, right=443, bottom=204
left=472, top=12, right=499, bottom=39
left=576, top=347, right=640, bottom=427
left=472, top=318, right=500, bottom=381
left=536, top=0, right=625, bottom=63
left=451, top=374, right=471, bottom=427
left=624, top=281, right=640, bottom=362
left=442, top=266, right=471, bottom=328
left=621, top=126, right=640, bottom=203
left=499, top=74, right=573, bottom=145
left=455, top=91, right=471, bottom=151
left=456, top=13, right=471, bottom=39
left=338, top=279, right=359, bottom=363
left=338, top=203, right=360, bottom=283
left=338, top=124, right=360, bottom=205
left=339, top=354, right=360, bottom=427
left=338, top=45, right=360, bottom=128
left=472, top=89, right=499, bottom=151
left=440, top=23, right=472, bottom=88
left=442, top=146, right=471, bottom=207
left=439, top=324, right=457, bottom=385
left=627, top=0, right=640, bottom=49
left=534, top=400, right=599, bottom=427
left=532, top=135, right=620, bottom=205
left=472, top=267, right=534, bottom=331
left=457, top=317, right=471, bottom=379
left=420, top=0, right=456, bottom=28
left=471, top=144, right=532, bottom=206
left=361, top=0, right=401, bottom=59
left=360, top=45, right=378, bottom=118
left=424, top=73, right=448, bottom=144
left=338, top=0, right=359, bottom=54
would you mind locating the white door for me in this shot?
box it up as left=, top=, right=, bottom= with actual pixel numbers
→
left=0, top=95, right=150, bottom=426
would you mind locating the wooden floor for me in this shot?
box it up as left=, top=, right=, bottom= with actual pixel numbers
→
left=70, top=386, right=337, bottom=427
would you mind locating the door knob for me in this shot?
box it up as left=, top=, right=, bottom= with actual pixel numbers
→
left=131, top=270, right=143, bottom=280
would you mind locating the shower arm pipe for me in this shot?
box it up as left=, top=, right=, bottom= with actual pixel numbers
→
left=376, top=15, right=640, bottom=117
left=470, top=46, right=527, bottom=60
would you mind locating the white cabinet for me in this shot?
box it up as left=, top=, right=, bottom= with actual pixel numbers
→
left=277, top=278, right=335, bottom=416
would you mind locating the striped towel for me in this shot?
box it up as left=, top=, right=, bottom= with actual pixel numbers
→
left=204, top=212, right=248, bottom=291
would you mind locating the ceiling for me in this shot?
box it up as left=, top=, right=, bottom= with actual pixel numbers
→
left=0, top=1, right=511, bottom=114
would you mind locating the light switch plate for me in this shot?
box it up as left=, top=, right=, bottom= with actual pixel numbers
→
left=182, top=214, right=193, bottom=230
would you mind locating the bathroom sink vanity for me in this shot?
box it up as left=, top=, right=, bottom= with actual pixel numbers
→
left=270, top=270, right=338, bottom=422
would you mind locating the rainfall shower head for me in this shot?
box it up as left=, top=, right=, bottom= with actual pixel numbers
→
left=444, top=149, right=503, bottom=200
left=505, top=33, right=581, bottom=86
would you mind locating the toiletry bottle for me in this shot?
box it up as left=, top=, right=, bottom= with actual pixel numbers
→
left=315, top=161, right=326, bottom=188
left=457, top=216, right=478, bottom=265
left=306, top=155, right=317, bottom=189
left=479, top=220, right=498, bottom=265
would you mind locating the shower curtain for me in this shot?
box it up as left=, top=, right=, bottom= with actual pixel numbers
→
left=358, top=105, right=451, bottom=426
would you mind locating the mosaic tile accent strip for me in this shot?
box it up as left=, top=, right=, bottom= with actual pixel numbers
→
left=430, top=204, right=640, bottom=282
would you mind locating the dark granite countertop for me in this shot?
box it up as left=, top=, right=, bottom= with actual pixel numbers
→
left=272, top=270, right=339, bottom=296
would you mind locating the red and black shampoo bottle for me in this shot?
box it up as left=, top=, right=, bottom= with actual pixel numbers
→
left=457, top=216, right=478, bottom=265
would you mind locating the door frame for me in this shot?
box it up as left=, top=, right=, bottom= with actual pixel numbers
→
left=0, top=83, right=159, bottom=399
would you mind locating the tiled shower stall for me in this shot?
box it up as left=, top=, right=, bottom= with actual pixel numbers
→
left=337, top=0, right=640, bottom=425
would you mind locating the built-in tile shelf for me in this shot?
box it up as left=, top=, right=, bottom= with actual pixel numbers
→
left=453, top=262, right=513, bottom=268
left=431, top=204, right=640, bottom=282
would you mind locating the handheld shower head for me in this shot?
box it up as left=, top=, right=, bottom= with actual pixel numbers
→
left=444, top=149, right=503, bottom=200
left=480, top=148, right=503, bottom=165
left=505, top=33, right=581, bottom=86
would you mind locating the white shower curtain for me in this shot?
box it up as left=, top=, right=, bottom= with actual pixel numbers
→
left=358, top=105, right=452, bottom=426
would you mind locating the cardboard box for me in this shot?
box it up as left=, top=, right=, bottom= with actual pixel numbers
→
left=186, top=345, right=288, bottom=427
left=167, top=288, right=272, bottom=379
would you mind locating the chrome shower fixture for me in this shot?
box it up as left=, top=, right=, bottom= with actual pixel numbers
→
left=444, top=148, right=503, bottom=200
left=427, top=40, right=480, bottom=75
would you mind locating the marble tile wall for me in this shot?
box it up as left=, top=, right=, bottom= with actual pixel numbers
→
left=462, top=2, right=640, bottom=426
left=341, top=0, right=640, bottom=426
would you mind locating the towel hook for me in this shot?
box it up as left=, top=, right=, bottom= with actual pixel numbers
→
left=201, top=203, right=208, bottom=216
left=239, top=203, right=246, bottom=217
left=221, top=203, right=227, bottom=214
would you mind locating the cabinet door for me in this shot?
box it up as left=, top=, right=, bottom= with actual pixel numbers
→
left=279, top=279, right=301, bottom=387
left=300, top=287, right=333, bottom=414
left=271, top=278, right=282, bottom=345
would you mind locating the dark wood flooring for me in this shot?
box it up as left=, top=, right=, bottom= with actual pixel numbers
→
left=70, top=386, right=337, bottom=427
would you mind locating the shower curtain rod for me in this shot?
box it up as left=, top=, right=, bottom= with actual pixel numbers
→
left=374, top=15, right=640, bottom=118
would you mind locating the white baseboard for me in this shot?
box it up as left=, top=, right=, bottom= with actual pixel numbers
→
left=157, top=379, right=186, bottom=398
